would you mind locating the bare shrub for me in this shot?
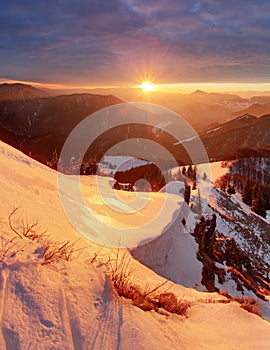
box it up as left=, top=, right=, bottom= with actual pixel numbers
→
left=0, top=235, right=23, bottom=265
left=107, top=250, right=190, bottom=316
left=132, top=293, right=157, bottom=312
left=7, top=208, right=84, bottom=265
left=107, top=250, right=135, bottom=298
left=8, top=207, right=46, bottom=241
left=219, top=290, right=231, bottom=299
left=158, top=292, right=178, bottom=312
left=218, top=290, right=232, bottom=303
left=241, top=298, right=259, bottom=315
left=233, top=296, right=245, bottom=303
left=233, top=296, right=259, bottom=315
left=41, top=240, right=83, bottom=265
left=157, top=292, right=191, bottom=315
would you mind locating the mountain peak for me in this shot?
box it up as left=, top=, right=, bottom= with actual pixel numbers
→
left=192, top=89, right=208, bottom=95
left=0, top=82, right=53, bottom=100
left=0, top=82, right=34, bottom=90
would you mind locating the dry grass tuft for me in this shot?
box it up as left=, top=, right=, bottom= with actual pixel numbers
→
left=0, top=235, right=22, bottom=265
left=8, top=207, right=46, bottom=241
left=233, top=296, right=260, bottom=315
left=219, top=290, right=260, bottom=315
left=5, top=208, right=83, bottom=266
left=106, top=250, right=190, bottom=316
left=41, top=240, right=84, bottom=265
left=157, top=292, right=191, bottom=315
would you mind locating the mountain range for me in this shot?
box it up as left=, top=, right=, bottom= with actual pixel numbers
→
left=0, top=83, right=269, bottom=165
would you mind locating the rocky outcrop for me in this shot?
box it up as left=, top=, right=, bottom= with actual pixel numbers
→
left=193, top=214, right=270, bottom=299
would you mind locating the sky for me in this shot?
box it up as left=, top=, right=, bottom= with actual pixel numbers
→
left=1, top=0, right=270, bottom=92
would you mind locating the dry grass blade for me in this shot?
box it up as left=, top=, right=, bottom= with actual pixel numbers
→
left=0, top=235, right=23, bottom=264
left=107, top=249, right=190, bottom=316
left=8, top=208, right=23, bottom=239
left=8, top=207, right=47, bottom=241
left=41, top=240, right=85, bottom=265
left=143, top=280, right=169, bottom=297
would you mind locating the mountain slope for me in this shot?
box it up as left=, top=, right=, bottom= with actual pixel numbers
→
left=84, top=87, right=253, bottom=130
left=0, top=84, right=122, bottom=162
left=0, top=84, right=269, bottom=166
left=132, top=165, right=270, bottom=319
left=231, top=103, right=270, bottom=118
left=178, top=114, right=270, bottom=161
left=0, top=141, right=270, bottom=348
left=0, top=83, right=53, bottom=101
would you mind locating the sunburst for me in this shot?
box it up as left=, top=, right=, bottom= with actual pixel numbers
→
left=141, top=81, right=154, bottom=92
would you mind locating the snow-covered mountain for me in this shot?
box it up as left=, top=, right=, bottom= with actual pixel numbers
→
left=132, top=165, right=270, bottom=319
left=187, top=114, right=270, bottom=161
left=1, top=83, right=269, bottom=167
left=0, top=141, right=270, bottom=349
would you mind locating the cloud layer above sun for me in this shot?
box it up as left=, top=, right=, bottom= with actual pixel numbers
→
left=1, top=0, right=270, bottom=85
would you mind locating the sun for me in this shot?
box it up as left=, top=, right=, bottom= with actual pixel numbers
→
left=141, top=81, right=154, bottom=92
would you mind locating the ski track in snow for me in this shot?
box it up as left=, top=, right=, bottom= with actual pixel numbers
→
left=0, top=261, right=125, bottom=350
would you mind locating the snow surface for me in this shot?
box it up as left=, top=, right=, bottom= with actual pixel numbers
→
left=206, top=126, right=222, bottom=134
left=173, top=135, right=198, bottom=145
left=98, top=155, right=151, bottom=175
left=0, top=141, right=270, bottom=349
left=159, top=181, right=185, bottom=195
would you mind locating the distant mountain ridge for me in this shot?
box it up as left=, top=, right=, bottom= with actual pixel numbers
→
left=231, top=103, right=270, bottom=119
left=0, top=83, right=122, bottom=162
left=0, top=83, right=54, bottom=101
left=0, top=83, right=269, bottom=165
left=196, top=114, right=270, bottom=160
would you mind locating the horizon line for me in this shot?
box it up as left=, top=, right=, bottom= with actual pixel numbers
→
left=1, top=78, right=270, bottom=97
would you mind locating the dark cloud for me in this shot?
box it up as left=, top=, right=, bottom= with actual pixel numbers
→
left=1, top=0, right=270, bottom=84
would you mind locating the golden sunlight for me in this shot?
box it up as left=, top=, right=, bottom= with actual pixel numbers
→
left=141, top=81, right=154, bottom=92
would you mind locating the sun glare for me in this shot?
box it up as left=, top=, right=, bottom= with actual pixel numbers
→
left=141, top=81, right=154, bottom=92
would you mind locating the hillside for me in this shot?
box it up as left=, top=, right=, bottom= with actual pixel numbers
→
left=0, top=84, right=270, bottom=166
left=181, top=114, right=270, bottom=161
left=132, top=164, right=270, bottom=319
left=0, top=84, right=122, bottom=163
left=70, top=86, right=270, bottom=131
left=80, top=87, right=253, bottom=130
left=0, top=141, right=270, bottom=349
left=0, top=83, right=53, bottom=101
left=231, top=103, right=270, bottom=119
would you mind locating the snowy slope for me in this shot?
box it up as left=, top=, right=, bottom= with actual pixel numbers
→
left=131, top=163, right=227, bottom=289
left=132, top=162, right=270, bottom=319
left=0, top=141, right=270, bottom=349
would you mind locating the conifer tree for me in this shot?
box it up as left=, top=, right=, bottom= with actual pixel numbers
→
left=252, top=183, right=266, bottom=218
left=184, top=184, right=191, bottom=205
left=196, top=188, right=202, bottom=217
left=182, top=166, right=186, bottom=177
left=242, top=178, right=253, bottom=206
left=227, top=184, right=236, bottom=195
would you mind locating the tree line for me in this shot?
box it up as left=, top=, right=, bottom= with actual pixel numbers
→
left=215, top=157, right=270, bottom=218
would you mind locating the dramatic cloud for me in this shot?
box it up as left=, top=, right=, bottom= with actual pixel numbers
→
left=1, top=0, right=270, bottom=85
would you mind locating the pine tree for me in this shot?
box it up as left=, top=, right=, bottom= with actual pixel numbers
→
left=193, top=166, right=197, bottom=182
left=196, top=188, right=202, bottom=217
left=182, top=166, right=186, bottom=177
left=242, top=178, right=253, bottom=206
left=184, top=184, right=191, bottom=205
left=187, top=165, right=193, bottom=179
left=252, top=183, right=266, bottom=218
left=227, top=184, right=236, bottom=195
